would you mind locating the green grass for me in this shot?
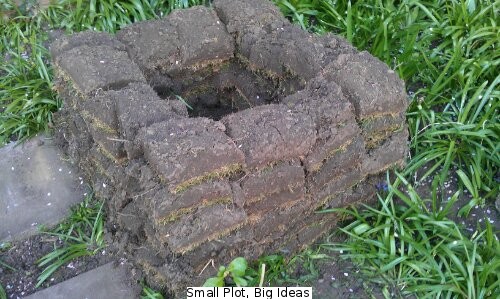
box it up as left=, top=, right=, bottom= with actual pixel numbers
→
left=140, top=282, right=165, bottom=299
left=0, top=284, right=6, bottom=299
left=320, top=173, right=500, bottom=298
left=36, top=193, right=105, bottom=288
left=274, top=0, right=499, bottom=202
left=0, top=0, right=207, bottom=145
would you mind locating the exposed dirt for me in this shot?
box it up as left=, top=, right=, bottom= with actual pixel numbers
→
left=0, top=234, right=113, bottom=298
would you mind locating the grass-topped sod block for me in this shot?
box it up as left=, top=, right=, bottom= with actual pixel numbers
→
left=322, top=174, right=383, bottom=210
left=152, top=180, right=232, bottom=224
left=53, top=108, right=93, bottom=163
left=168, top=7, right=235, bottom=67
left=240, top=160, right=304, bottom=203
left=139, top=117, right=245, bottom=193
left=308, top=138, right=364, bottom=192
left=244, top=198, right=312, bottom=244
left=115, top=18, right=179, bottom=75
left=54, top=44, right=146, bottom=95
left=50, top=31, right=127, bottom=61
left=85, top=145, right=123, bottom=182
left=361, top=130, right=408, bottom=176
left=114, top=83, right=187, bottom=157
left=222, top=104, right=316, bottom=169
left=213, top=0, right=287, bottom=35
left=324, top=51, right=407, bottom=120
left=313, top=168, right=364, bottom=208
left=116, top=6, right=234, bottom=76
left=241, top=24, right=324, bottom=81
left=282, top=79, right=359, bottom=171
left=244, top=186, right=305, bottom=216
left=281, top=215, right=338, bottom=253
left=78, top=92, right=129, bottom=162
left=155, top=205, right=247, bottom=254
left=181, top=230, right=261, bottom=275
left=360, top=112, right=406, bottom=149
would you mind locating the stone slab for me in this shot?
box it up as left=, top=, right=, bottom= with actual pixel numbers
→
left=25, top=262, right=139, bottom=299
left=0, top=136, right=85, bottom=242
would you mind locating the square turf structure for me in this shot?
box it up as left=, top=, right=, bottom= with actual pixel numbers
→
left=51, top=0, right=408, bottom=295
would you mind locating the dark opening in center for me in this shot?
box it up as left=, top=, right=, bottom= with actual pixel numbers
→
left=151, top=59, right=304, bottom=120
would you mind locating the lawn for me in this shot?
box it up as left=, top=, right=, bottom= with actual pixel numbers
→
left=0, top=0, right=498, bottom=298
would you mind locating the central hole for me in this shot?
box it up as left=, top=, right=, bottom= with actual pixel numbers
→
left=151, top=58, right=304, bottom=120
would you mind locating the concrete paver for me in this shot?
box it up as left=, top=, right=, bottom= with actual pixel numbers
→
left=0, top=136, right=85, bottom=241
left=24, top=262, right=139, bottom=299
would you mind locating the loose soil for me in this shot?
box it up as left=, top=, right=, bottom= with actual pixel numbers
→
left=0, top=234, right=113, bottom=298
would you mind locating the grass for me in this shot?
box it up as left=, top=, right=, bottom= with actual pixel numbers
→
left=36, top=192, right=105, bottom=288
left=274, top=0, right=499, bottom=203
left=320, top=173, right=500, bottom=298
left=0, top=242, right=15, bottom=299
left=1, top=0, right=498, bottom=298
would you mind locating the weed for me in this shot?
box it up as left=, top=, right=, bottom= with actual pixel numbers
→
left=320, top=173, right=500, bottom=298
left=140, top=281, right=165, bottom=299
left=36, top=193, right=105, bottom=288
left=0, top=242, right=16, bottom=273
left=203, top=257, right=251, bottom=287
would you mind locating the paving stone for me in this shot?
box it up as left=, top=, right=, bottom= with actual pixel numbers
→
left=25, top=262, right=139, bottom=299
left=222, top=104, right=316, bottom=169
left=0, top=136, right=85, bottom=241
